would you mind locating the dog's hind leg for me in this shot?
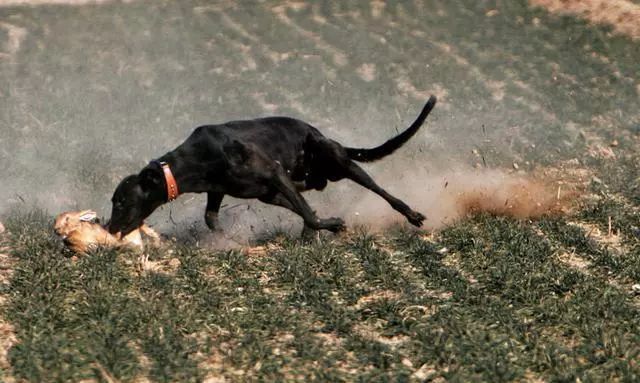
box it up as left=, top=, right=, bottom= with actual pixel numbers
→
left=260, top=191, right=345, bottom=233
left=261, top=171, right=346, bottom=233
left=301, top=224, right=320, bottom=241
left=224, top=139, right=345, bottom=233
left=258, top=192, right=322, bottom=239
left=311, top=137, right=426, bottom=227
left=205, top=192, right=224, bottom=231
left=342, top=160, right=425, bottom=227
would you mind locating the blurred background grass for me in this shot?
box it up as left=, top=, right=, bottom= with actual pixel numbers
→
left=1, top=0, right=638, bottom=238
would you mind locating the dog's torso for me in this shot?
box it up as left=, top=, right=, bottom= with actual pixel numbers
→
left=159, top=117, right=332, bottom=197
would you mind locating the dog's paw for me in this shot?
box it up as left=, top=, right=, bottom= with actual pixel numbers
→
left=407, top=211, right=426, bottom=227
left=205, top=212, right=220, bottom=231
left=324, top=217, right=346, bottom=233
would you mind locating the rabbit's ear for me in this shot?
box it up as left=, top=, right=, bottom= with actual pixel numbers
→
left=79, top=211, right=97, bottom=222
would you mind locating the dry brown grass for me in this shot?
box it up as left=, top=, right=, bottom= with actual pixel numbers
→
left=530, top=0, right=640, bottom=40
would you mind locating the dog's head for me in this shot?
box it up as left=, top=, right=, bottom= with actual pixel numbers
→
left=54, top=210, right=97, bottom=238
left=108, top=168, right=164, bottom=237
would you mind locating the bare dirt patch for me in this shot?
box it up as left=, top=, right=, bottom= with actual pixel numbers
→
left=572, top=221, right=625, bottom=252
left=0, top=0, right=116, bottom=5
left=0, top=22, right=26, bottom=60
left=557, top=250, right=591, bottom=272
left=354, top=289, right=401, bottom=309
left=0, top=318, right=17, bottom=383
left=352, top=322, right=409, bottom=347
left=529, top=0, right=640, bottom=40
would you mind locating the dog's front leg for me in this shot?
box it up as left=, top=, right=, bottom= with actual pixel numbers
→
left=205, top=192, right=224, bottom=231
left=301, top=224, right=321, bottom=242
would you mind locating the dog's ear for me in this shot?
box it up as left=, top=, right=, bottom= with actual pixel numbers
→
left=223, top=140, right=249, bottom=164
left=139, top=167, right=162, bottom=193
left=78, top=210, right=97, bottom=222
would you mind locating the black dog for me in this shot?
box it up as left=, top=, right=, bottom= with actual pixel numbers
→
left=108, top=96, right=437, bottom=237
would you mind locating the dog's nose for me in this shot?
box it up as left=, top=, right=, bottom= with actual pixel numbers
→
left=105, top=221, right=117, bottom=235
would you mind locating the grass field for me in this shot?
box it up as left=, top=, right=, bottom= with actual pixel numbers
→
left=1, top=0, right=640, bottom=381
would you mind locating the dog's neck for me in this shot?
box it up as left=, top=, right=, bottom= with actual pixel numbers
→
left=151, top=153, right=222, bottom=196
left=150, top=160, right=179, bottom=201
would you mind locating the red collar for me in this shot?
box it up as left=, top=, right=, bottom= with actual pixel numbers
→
left=158, top=161, right=179, bottom=201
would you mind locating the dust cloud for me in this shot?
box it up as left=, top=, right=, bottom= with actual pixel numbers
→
left=337, top=167, right=564, bottom=232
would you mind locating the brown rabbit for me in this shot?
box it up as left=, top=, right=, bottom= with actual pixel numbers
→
left=54, top=210, right=159, bottom=254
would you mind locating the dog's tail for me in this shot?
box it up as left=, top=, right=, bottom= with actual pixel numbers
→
left=346, top=95, right=437, bottom=163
